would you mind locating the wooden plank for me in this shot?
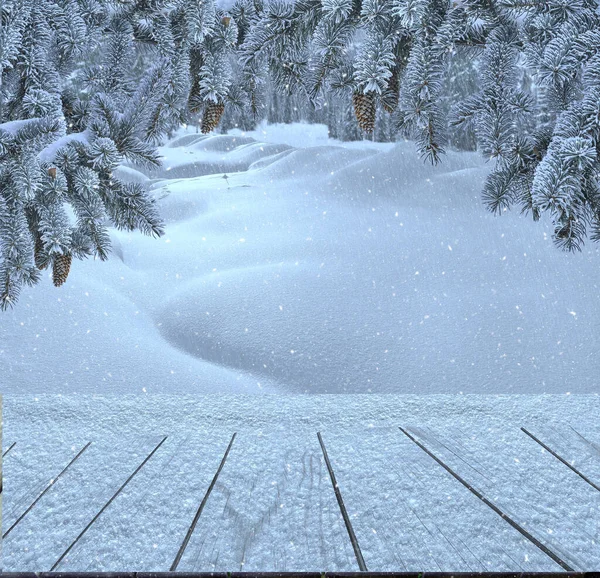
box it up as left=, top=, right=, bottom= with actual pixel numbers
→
left=56, top=432, right=235, bottom=571
left=405, top=425, right=600, bottom=571
left=176, top=430, right=357, bottom=571
left=3, top=440, right=86, bottom=532
left=322, top=427, right=560, bottom=572
left=2, top=435, right=165, bottom=571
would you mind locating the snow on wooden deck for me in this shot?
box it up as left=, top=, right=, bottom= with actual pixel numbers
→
left=3, top=423, right=600, bottom=572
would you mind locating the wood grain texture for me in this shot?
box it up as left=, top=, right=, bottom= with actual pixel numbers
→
left=3, top=435, right=165, bottom=571
left=176, top=430, right=357, bottom=571
left=322, top=427, right=559, bottom=572
left=407, top=425, right=600, bottom=571
left=59, top=432, right=235, bottom=571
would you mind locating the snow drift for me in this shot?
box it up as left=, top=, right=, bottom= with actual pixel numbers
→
left=1, top=124, right=599, bottom=394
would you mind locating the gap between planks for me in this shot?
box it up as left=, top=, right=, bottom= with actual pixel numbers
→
left=3, top=441, right=17, bottom=457
left=170, top=432, right=237, bottom=571
left=317, top=431, right=368, bottom=572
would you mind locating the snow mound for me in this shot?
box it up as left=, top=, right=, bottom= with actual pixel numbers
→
left=153, top=134, right=291, bottom=179
left=188, top=134, right=256, bottom=152
left=113, top=165, right=149, bottom=184
left=256, top=145, right=377, bottom=182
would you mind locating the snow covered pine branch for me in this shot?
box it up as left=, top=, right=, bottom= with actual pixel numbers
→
left=0, top=0, right=237, bottom=308
left=244, top=0, right=600, bottom=250
left=1, top=0, right=600, bottom=308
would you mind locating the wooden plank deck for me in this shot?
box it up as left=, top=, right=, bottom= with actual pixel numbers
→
left=3, top=426, right=600, bottom=572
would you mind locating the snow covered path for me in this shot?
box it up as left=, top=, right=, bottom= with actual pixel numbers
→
left=3, top=394, right=600, bottom=571
left=2, top=124, right=600, bottom=394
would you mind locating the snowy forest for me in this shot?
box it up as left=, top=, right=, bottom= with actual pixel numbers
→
left=3, top=1, right=600, bottom=572
left=2, top=0, right=600, bottom=308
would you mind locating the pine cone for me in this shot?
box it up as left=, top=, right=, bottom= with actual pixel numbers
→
left=53, top=253, right=72, bottom=287
left=34, top=235, right=49, bottom=270
left=201, top=100, right=225, bottom=134
left=352, top=91, right=376, bottom=133
left=382, top=70, right=399, bottom=113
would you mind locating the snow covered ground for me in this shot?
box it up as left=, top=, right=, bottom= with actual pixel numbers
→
left=1, top=122, right=599, bottom=394
left=3, top=394, right=600, bottom=571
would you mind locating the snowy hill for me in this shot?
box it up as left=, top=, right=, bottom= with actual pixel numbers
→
left=2, top=123, right=599, bottom=394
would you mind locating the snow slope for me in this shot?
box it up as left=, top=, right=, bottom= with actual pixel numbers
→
left=1, top=123, right=599, bottom=393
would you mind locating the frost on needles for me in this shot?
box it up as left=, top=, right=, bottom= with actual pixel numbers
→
left=0, top=0, right=235, bottom=308
left=1, top=0, right=600, bottom=308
